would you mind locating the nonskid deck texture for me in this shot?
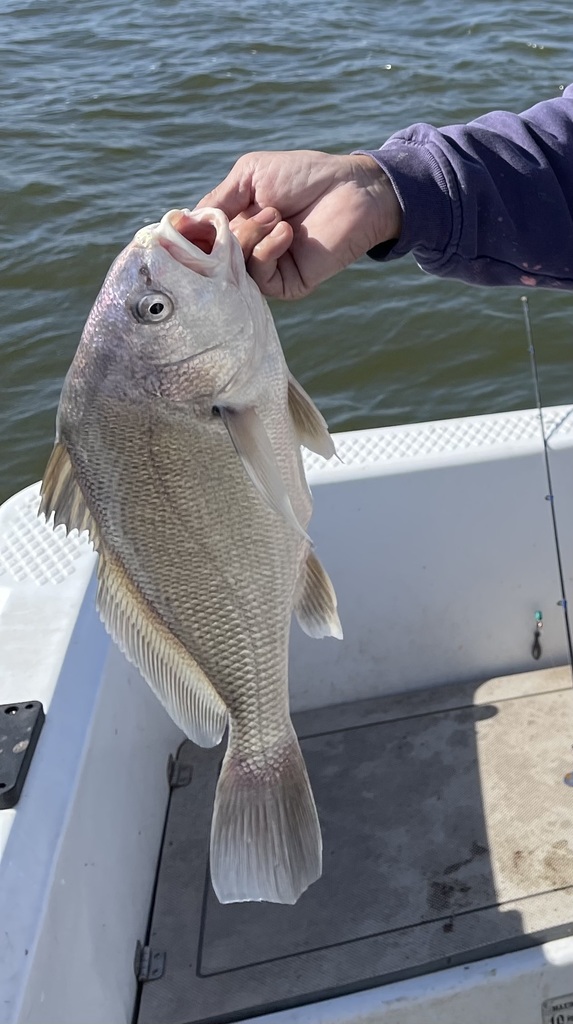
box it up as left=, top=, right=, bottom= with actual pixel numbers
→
left=138, top=667, right=573, bottom=1024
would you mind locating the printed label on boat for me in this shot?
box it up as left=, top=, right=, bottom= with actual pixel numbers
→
left=542, top=994, right=573, bottom=1024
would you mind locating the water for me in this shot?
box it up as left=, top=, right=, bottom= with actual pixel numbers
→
left=2, top=0, right=572, bottom=504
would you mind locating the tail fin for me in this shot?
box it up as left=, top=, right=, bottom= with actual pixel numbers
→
left=210, top=725, right=322, bottom=904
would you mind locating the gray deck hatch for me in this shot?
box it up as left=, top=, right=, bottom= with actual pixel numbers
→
left=138, top=668, right=573, bottom=1023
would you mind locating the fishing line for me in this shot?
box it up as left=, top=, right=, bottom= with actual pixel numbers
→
left=522, top=294, right=573, bottom=671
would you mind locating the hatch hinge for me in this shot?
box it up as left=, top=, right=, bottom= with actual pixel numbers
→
left=166, top=753, right=192, bottom=788
left=134, top=940, right=165, bottom=982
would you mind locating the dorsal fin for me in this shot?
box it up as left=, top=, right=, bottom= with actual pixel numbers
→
left=39, top=441, right=100, bottom=546
left=97, top=551, right=228, bottom=747
left=40, top=441, right=227, bottom=748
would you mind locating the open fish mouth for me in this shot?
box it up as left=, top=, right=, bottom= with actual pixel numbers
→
left=154, top=207, right=233, bottom=278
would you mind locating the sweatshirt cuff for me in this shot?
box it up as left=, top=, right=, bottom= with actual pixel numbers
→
left=355, top=135, right=459, bottom=265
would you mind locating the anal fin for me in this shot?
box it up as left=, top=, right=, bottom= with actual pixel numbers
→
left=294, top=549, right=343, bottom=639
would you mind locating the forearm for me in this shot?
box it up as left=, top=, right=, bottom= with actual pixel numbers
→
left=361, top=85, right=573, bottom=288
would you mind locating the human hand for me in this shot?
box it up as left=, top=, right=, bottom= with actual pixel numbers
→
left=196, top=150, right=402, bottom=299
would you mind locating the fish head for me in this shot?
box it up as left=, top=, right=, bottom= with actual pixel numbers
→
left=77, top=207, right=275, bottom=407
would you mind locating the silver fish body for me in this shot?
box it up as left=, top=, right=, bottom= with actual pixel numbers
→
left=40, top=208, right=342, bottom=904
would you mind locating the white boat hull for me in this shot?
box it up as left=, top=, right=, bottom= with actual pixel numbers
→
left=2, top=406, right=573, bottom=1024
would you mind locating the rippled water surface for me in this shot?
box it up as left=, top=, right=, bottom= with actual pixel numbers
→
left=2, top=0, right=573, bottom=502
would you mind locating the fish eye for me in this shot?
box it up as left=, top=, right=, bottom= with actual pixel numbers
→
left=134, top=293, right=174, bottom=323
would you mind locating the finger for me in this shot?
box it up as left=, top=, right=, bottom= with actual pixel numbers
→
left=195, top=185, right=245, bottom=218
left=195, top=166, right=253, bottom=219
left=251, top=220, right=293, bottom=265
left=247, top=222, right=299, bottom=299
left=231, top=207, right=281, bottom=261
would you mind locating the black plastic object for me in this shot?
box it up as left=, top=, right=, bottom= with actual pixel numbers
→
left=0, top=701, right=45, bottom=809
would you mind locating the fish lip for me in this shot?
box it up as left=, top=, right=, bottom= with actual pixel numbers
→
left=154, top=207, right=233, bottom=278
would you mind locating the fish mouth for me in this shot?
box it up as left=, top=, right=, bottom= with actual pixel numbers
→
left=154, top=207, right=233, bottom=278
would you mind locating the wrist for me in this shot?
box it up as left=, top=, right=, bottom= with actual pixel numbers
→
left=351, top=153, right=403, bottom=248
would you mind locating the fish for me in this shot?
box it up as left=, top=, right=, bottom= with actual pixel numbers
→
left=39, top=206, right=342, bottom=905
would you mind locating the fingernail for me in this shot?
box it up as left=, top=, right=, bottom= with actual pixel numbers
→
left=253, top=207, right=279, bottom=225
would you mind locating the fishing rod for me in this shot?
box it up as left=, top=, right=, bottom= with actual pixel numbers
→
left=522, top=294, right=573, bottom=672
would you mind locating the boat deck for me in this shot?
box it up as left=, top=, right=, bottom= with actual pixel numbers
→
left=138, top=666, right=573, bottom=1024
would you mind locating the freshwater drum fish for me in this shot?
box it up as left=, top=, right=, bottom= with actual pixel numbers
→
left=39, top=207, right=342, bottom=905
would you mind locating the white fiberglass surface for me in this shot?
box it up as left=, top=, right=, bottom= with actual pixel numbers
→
left=1, top=407, right=573, bottom=1023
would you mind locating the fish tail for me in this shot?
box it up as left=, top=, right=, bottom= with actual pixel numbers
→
left=210, top=723, right=322, bottom=905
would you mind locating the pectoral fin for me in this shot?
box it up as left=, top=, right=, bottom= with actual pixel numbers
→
left=294, top=549, right=343, bottom=639
left=39, top=441, right=101, bottom=547
left=97, top=550, right=228, bottom=747
left=287, top=374, right=335, bottom=460
left=219, top=405, right=309, bottom=541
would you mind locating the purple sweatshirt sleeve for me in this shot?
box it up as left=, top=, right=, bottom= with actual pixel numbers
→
left=361, top=85, right=573, bottom=288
